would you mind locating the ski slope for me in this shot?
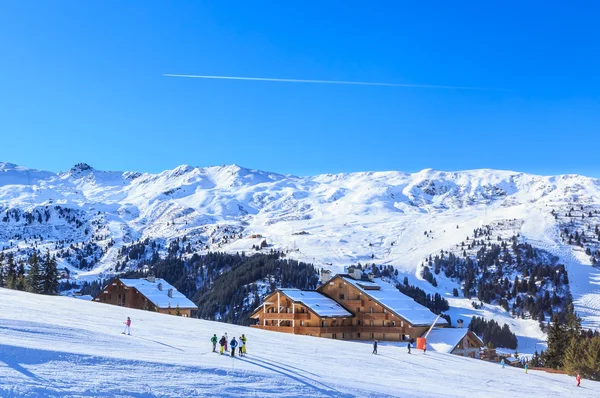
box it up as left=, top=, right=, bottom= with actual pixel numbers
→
left=1, top=288, right=598, bottom=398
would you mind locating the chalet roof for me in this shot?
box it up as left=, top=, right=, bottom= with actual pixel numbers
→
left=425, top=328, right=484, bottom=354
left=335, top=275, right=448, bottom=327
left=279, top=289, right=353, bottom=318
left=118, top=278, right=197, bottom=309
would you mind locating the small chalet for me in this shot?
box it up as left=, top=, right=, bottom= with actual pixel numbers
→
left=425, top=327, right=484, bottom=358
left=93, top=276, right=197, bottom=317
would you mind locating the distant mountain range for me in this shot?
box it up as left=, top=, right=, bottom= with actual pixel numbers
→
left=1, top=161, right=599, bottom=331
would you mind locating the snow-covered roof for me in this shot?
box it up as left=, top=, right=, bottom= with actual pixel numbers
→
left=336, top=276, right=448, bottom=327
left=426, top=328, right=483, bottom=354
left=118, top=278, right=197, bottom=309
left=279, top=289, right=353, bottom=318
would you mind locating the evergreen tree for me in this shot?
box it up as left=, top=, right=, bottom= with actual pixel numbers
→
left=27, top=251, right=44, bottom=293
left=42, top=250, right=59, bottom=295
left=16, top=261, right=26, bottom=291
left=6, top=253, right=17, bottom=289
left=0, top=252, right=5, bottom=288
left=545, top=314, right=568, bottom=369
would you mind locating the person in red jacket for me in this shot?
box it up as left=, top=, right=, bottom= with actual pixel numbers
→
left=123, top=317, right=131, bottom=335
left=576, top=373, right=581, bottom=387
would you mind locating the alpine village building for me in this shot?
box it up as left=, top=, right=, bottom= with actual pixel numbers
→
left=250, top=270, right=484, bottom=358
left=93, top=276, right=198, bottom=317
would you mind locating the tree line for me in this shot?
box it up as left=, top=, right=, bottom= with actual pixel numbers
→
left=0, top=250, right=59, bottom=295
left=468, top=316, right=518, bottom=349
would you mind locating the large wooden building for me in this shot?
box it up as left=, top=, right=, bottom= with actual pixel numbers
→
left=251, top=273, right=448, bottom=342
left=93, top=277, right=197, bottom=317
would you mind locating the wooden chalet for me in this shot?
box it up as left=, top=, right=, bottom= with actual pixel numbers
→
left=425, top=328, right=485, bottom=358
left=250, top=288, right=354, bottom=339
left=251, top=273, right=448, bottom=341
left=93, top=276, right=197, bottom=317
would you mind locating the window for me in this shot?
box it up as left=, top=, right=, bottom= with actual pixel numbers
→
left=339, top=283, right=343, bottom=288
left=342, top=333, right=345, bottom=339
left=401, top=321, right=404, bottom=327
left=383, top=309, right=387, bottom=314
left=321, top=321, right=326, bottom=327
left=332, top=334, right=337, bottom=339
left=357, top=320, right=361, bottom=325
left=357, top=307, right=360, bottom=313
left=370, top=333, right=374, bottom=339
left=339, top=294, right=345, bottom=300
left=370, top=320, right=374, bottom=326
left=300, top=321, right=304, bottom=326
left=357, top=333, right=361, bottom=338
left=392, top=321, right=396, bottom=327
left=383, top=333, right=386, bottom=339
left=370, top=307, right=374, bottom=313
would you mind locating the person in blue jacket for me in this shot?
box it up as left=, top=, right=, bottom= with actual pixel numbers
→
left=230, top=337, right=238, bottom=357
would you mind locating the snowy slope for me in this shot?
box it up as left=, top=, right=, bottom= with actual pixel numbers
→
left=1, top=162, right=600, bottom=333
left=1, top=288, right=598, bottom=398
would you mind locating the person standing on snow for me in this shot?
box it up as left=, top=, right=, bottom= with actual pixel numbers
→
left=372, top=340, right=378, bottom=354
left=224, top=332, right=229, bottom=352
left=122, top=317, right=131, bottom=335
left=219, top=335, right=226, bottom=355
left=230, top=337, right=238, bottom=357
left=576, top=373, right=581, bottom=387
left=407, top=341, right=411, bottom=354
left=500, top=359, right=505, bottom=369
left=524, top=363, right=528, bottom=374
left=238, top=337, right=244, bottom=357
left=211, top=334, right=218, bottom=352
left=240, top=334, right=247, bottom=354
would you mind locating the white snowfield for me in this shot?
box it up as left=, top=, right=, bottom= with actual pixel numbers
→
left=1, top=289, right=598, bottom=398
left=1, top=162, right=600, bottom=333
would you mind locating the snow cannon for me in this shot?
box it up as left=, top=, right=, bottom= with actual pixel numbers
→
left=416, top=337, right=426, bottom=350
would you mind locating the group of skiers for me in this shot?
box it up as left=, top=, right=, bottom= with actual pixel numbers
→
left=121, top=317, right=585, bottom=387
left=211, top=332, right=247, bottom=357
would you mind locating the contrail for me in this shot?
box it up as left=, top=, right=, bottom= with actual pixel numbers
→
left=163, top=74, right=504, bottom=91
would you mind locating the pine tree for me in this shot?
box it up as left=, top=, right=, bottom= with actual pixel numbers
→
left=0, top=252, right=5, bottom=288
left=27, top=251, right=44, bottom=293
left=583, top=336, right=600, bottom=381
left=42, top=250, right=59, bottom=295
left=16, top=261, right=26, bottom=291
left=545, top=314, right=568, bottom=369
left=564, top=333, right=584, bottom=375
left=6, top=253, right=17, bottom=289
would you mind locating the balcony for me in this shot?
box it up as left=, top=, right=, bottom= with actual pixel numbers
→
left=258, top=312, right=311, bottom=320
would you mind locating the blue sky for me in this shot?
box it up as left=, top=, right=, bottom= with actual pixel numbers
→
left=1, top=1, right=599, bottom=176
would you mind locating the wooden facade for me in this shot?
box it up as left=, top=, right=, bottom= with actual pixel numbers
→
left=250, top=290, right=355, bottom=339
left=318, top=275, right=429, bottom=341
left=448, top=331, right=484, bottom=358
left=93, top=278, right=195, bottom=317
left=251, top=275, right=433, bottom=341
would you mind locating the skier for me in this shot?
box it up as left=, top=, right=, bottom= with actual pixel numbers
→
left=224, top=332, right=229, bottom=352
left=407, top=341, right=411, bottom=354
left=240, top=334, right=247, bottom=354
left=238, top=336, right=244, bottom=357
left=576, top=373, right=581, bottom=387
left=524, top=363, right=528, bottom=374
left=219, top=335, right=226, bottom=355
left=230, top=337, right=238, bottom=357
left=210, top=334, right=218, bottom=352
left=500, top=358, right=505, bottom=369
left=122, top=317, right=131, bottom=335
left=372, top=340, right=378, bottom=354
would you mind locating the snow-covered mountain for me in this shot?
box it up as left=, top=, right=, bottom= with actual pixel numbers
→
left=1, top=162, right=600, bottom=332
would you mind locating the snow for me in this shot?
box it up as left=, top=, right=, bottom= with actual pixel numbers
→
left=277, top=288, right=352, bottom=317
left=425, top=328, right=481, bottom=354
left=1, top=288, right=599, bottom=397
left=118, top=278, right=197, bottom=309
left=1, top=161, right=600, bottom=344
left=339, top=276, right=447, bottom=326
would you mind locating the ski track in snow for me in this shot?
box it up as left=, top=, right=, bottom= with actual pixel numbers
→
left=1, top=288, right=600, bottom=398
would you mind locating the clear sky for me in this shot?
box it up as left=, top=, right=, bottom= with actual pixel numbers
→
left=1, top=1, right=599, bottom=176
